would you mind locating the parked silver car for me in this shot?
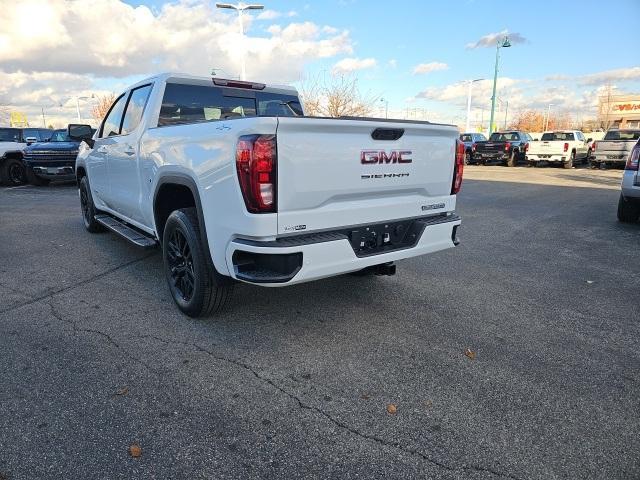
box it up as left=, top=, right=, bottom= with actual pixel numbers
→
left=617, top=139, right=640, bottom=222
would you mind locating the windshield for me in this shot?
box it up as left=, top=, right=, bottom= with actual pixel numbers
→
left=49, top=130, right=72, bottom=142
left=603, top=130, right=640, bottom=141
left=541, top=132, right=575, bottom=141
left=489, top=132, right=519, bottom=141
left=0, top=128, right=21, bottom=143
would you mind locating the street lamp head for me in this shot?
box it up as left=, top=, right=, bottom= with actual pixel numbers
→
left=501, top=37, right=511, bottom=48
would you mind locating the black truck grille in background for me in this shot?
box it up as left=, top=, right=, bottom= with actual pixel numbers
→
left=24, top=151, right=78, bottom=163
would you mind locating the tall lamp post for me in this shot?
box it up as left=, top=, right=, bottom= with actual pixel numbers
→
left=488, top=36, right=511, bottom=135
left=59, top=95, right=95, bottom=120
left=465, top=78, right=484, bottom=132
left=380, top=98, right=389, bottom=119
left=544, top=103, right=554, bottom=131
left=216, top=2, right=264, bottom=81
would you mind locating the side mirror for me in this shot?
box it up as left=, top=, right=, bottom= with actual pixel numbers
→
left=25, top=137, right=38, bottom=145
left=67, top=124, right=95, bottom=148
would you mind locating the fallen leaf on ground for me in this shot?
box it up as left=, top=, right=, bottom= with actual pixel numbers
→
left=360, top=393, right=370, bottom=400
left=129, top=444, right=142, bottom=458
left=116, top=387, right=129, bottom=396
left=586, top=280, right=594, bottom=284
left=386, top=404, right=397, bottom=414
left=465, top=348, right=476, bottom=360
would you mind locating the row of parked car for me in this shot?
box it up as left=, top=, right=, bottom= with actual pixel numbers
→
left=0, top=126, right=88, bottom=186
left=459, top=128, right=640, bottom=169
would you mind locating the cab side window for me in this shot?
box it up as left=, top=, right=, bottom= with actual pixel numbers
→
left=99, top=94, right=127, bottom=138
left=121, top=84, right=153, bottom=135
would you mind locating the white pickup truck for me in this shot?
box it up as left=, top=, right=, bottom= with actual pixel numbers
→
left=526, top=130, right=592, bottom=168
left=71, top=73, right=463, bottom=317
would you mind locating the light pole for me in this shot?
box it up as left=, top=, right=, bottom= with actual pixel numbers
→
left=497, top=98, right=509, bottom=129
left=465, top=78, right=484, bottom=132
left=544, top=103, right=554, bottom=131
left=216, top=2, right=264, bottom=81
left=60, top=95, right=95, bottom=120
left=380, top=98, right=388, bottom=119
left=488, top=36, right=511, bottom=135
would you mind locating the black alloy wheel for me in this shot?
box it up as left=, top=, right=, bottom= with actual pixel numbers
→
left=166, top=229, right=196, bottom=303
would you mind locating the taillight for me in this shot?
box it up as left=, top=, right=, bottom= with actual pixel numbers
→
left=525, top=142, right=529, bottom=152
left=236, top=134, right=277, bottom=213
left=472, top=143, right=476, bottom=152
left=563, top=142, right=569, bottom=152
left=452, top=139, right=464, bottom=194
left=592, top=141, right=597, bottom=151
left=505, top=142, right=511, bottom=151
left=626, top=146, right=640, bottom=171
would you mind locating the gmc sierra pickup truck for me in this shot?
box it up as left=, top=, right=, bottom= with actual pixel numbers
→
left=591, top=129, right=640, bottom=169
left=526, top=130, right=591, bottom=168
left=473, top=131, right=532, bottom=167
left=71, top=73, right=463, bottom=317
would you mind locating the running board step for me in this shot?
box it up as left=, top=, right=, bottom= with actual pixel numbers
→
left=94, top=214, right=157, bottom=248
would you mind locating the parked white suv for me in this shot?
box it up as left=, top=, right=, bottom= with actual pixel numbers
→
left=72, top=73, right=463, bottom=317
left=526, top=130, right=591, bottom=168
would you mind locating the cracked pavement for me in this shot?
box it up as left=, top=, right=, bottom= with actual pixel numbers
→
left=1, top=168, right=639, bottom=479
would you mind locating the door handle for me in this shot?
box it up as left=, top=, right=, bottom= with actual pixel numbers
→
left=96, top=146, right=107, bottom=154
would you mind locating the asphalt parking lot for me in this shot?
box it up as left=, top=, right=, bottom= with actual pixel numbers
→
left=1, top=166, right=639, bottom=480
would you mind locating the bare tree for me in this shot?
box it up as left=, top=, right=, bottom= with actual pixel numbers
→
left=299, top=73, right=378, bottom=118
left=91, top=93, right=116, bottom=122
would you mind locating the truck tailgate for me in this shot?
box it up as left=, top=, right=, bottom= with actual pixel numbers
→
left=275, top=117, right=458, bottom=235
left=529, top=141, right=563, bottom=155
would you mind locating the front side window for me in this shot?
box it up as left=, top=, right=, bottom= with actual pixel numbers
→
left=100, top=94, right=127, bottom=138
left=121, top=84, right=153, bottom=135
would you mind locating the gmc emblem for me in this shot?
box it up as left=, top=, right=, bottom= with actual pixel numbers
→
left=361, top=150, right=412, bottom=164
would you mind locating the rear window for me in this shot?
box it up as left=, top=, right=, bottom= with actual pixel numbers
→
left=460, top=134, right=472, bottom=142
left=603, top=130, right=640, bottom=141
left=541, top=132, right=575, bottom=141
left=489, top=132, right=520, bottom=141
left=158, top=83, right=303, bottom=127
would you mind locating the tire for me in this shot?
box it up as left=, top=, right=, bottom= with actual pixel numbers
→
left=584, top=149, right=592, bottom=165
left=563, top=152, right=575, bottom=169
left=163, top=207, right=233, bottom=317
left=617, top=194, right=640, bottom=223
left=26, top=168, right=50, bottom=186
left=507, top=150, right=517, bottom=167
left=464, top=151, right=471, bottom=165
left=527, top=161, right=536, bottom=168
left=589, top=160, right=599, bottom=170
left=79, top=176, right=106, bottom=233
left=1, top=157, right=26, bottom=186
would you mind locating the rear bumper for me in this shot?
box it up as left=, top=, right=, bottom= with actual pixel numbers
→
left=621, top=170, right=640, bottom=199
left=526, top=154, right=568, bottom=162
left=225, top=214, right=461, bottom=286
left=476, top=152, right=507, bottom=161
left=591, top=155, right=627, bottom=164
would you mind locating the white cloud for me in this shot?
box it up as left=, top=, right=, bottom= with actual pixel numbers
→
left=466, top=30, right=527, bottom=49
left=256, top=9, right=281, bottom=20
left=0, top=0, right=354, bottom=125
left=331, top=57, right=377, bottom=75
left=0, top=0, right=352, bottom=81
left=412, top=62, right=448, bottom=75
left=388, top=59, right=397, bottom=69
left=546, top=67, right=640, bottom=86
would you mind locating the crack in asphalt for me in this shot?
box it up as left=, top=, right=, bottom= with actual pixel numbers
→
left=136, top=333, right=521, bottom=480
left=0, top=253, right=157, bottom=316
left=45, top=300, right=160, bottom=375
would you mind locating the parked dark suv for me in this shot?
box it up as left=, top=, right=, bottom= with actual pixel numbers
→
left=24, top=129, right=87, bottom=186
left=0, top=128, right=52, bottom=185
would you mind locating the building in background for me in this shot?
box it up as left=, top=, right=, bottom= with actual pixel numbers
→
left=598, top=94, right=640, bottom=129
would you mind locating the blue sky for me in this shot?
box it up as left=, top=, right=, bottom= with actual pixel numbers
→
left=121, top=0, right=640, bottom=123
left=2, top=0, right=639, bottom=127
